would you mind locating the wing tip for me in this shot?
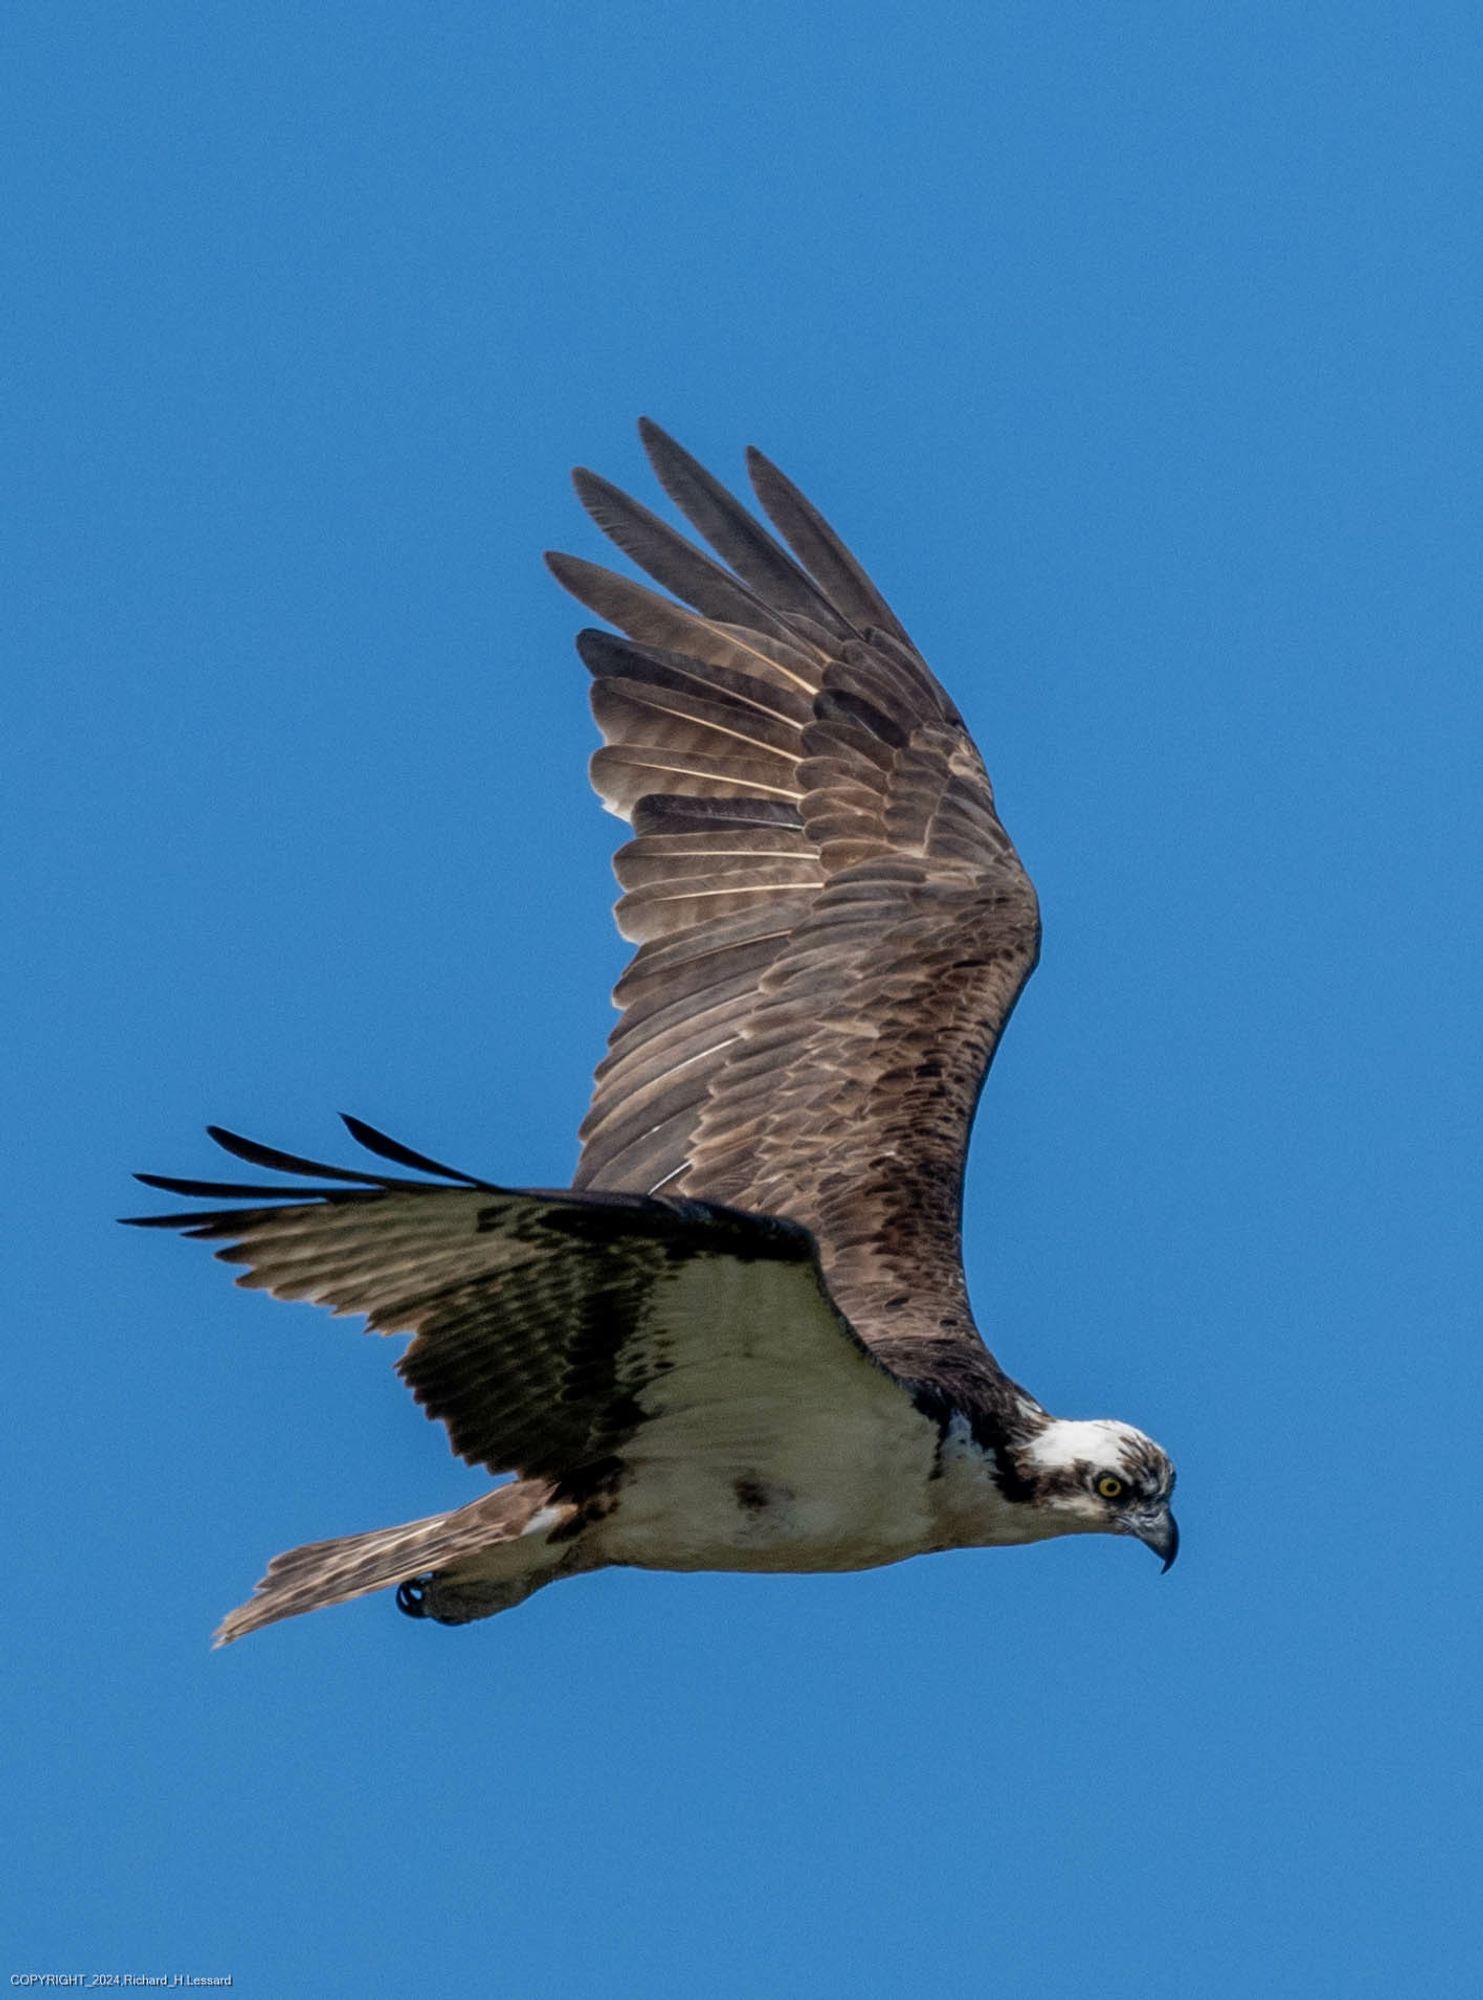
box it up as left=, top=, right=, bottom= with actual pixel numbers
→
left=337, top=1112, right=486, bottom=1186
left=571, top=464, right=612, bottom=508
left=543, top=548, right=601, bottom=600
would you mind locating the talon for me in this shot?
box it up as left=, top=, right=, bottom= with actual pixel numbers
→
left=396, top=1577, right=430, bottom=1618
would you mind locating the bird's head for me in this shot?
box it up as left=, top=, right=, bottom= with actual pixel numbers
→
left=1016, top=1418, right=1179, bottom=1568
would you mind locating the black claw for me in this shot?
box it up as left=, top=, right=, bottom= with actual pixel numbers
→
left=396, top=1578, right=430, bottom=1619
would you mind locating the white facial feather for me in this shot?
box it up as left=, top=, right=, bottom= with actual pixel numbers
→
left=1024, top=1418, right=1156, bottom=1476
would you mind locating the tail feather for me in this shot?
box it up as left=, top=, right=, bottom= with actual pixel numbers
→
left=214, top=1478, right=563, bottom=1646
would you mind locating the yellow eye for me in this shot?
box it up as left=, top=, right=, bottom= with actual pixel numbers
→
left=1097, top=1475, right=1124, bottom=1500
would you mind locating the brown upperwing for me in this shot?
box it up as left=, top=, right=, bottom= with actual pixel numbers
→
left=551, top=422, right=1041, bottom=1378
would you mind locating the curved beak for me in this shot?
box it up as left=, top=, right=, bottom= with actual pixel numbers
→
left=1130, top=1505, right=1179, bottom=1572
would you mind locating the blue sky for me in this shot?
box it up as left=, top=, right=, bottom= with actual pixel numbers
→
left=5, top=4, right=1480, bottom=1994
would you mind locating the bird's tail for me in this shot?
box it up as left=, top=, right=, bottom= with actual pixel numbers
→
left=214, top=1477, right=569, bottom=1646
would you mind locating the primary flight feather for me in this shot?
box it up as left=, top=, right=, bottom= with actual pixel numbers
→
left=127, top=420, right=1177, bottom=1644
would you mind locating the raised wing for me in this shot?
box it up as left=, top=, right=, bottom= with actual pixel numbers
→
left=124, top=1119, right=928, bottom=1483
left=552, top=422, right=1040, bottom=1366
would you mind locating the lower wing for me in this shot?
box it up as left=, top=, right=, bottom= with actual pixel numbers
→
left=124, top=1116, right=933, bottom=1487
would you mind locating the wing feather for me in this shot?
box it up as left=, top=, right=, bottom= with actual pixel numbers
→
left=559, top=428, right=1040, bottom=1373
left=127, top=1131, right=915, bottom=1482
left=744, top=446, right=915, bottom=647
left=572, top=469, right=797, bottom=642
left=637, top=417, right=852, bottom=636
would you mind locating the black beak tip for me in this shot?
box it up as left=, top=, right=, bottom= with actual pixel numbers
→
left=1133, top=1510, right=1179, bottom=1571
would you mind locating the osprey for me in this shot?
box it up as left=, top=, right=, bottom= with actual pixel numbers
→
left=128, top=420, right=1178, bottom=1644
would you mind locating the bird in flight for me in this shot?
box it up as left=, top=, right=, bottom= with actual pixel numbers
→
left=127, top=420, right=1178, bottom=1645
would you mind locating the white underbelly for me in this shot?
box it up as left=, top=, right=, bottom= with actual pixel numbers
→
left=594, top=1425, right=945, bottom=1575
left=592, top=1405, right=1059, bottom=1573
left=596, top=1475, right=933, bottom=1572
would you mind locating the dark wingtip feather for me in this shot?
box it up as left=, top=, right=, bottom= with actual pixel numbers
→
left=133, top=1172, right=336, bottom=1199
left=119, top=1206, right=278, bottom=1230
left=636, top=420, right=847, bottom=632
left=743, top=445, right=912, bottom=647
left=543, top=549, right=594, bottom=603
left=544, top=549, right=622, bottom=610
left=574, top=626, right=625, bottom=677
left=634, top=416, right=690, bottom=477
left=339, top=1113, right=487, bottom=1186
left=567, top=463, right=795, bottom=638
left=570, top=465, right=611, bottom=511
left=204, top=1126, right=390, bottom=1185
